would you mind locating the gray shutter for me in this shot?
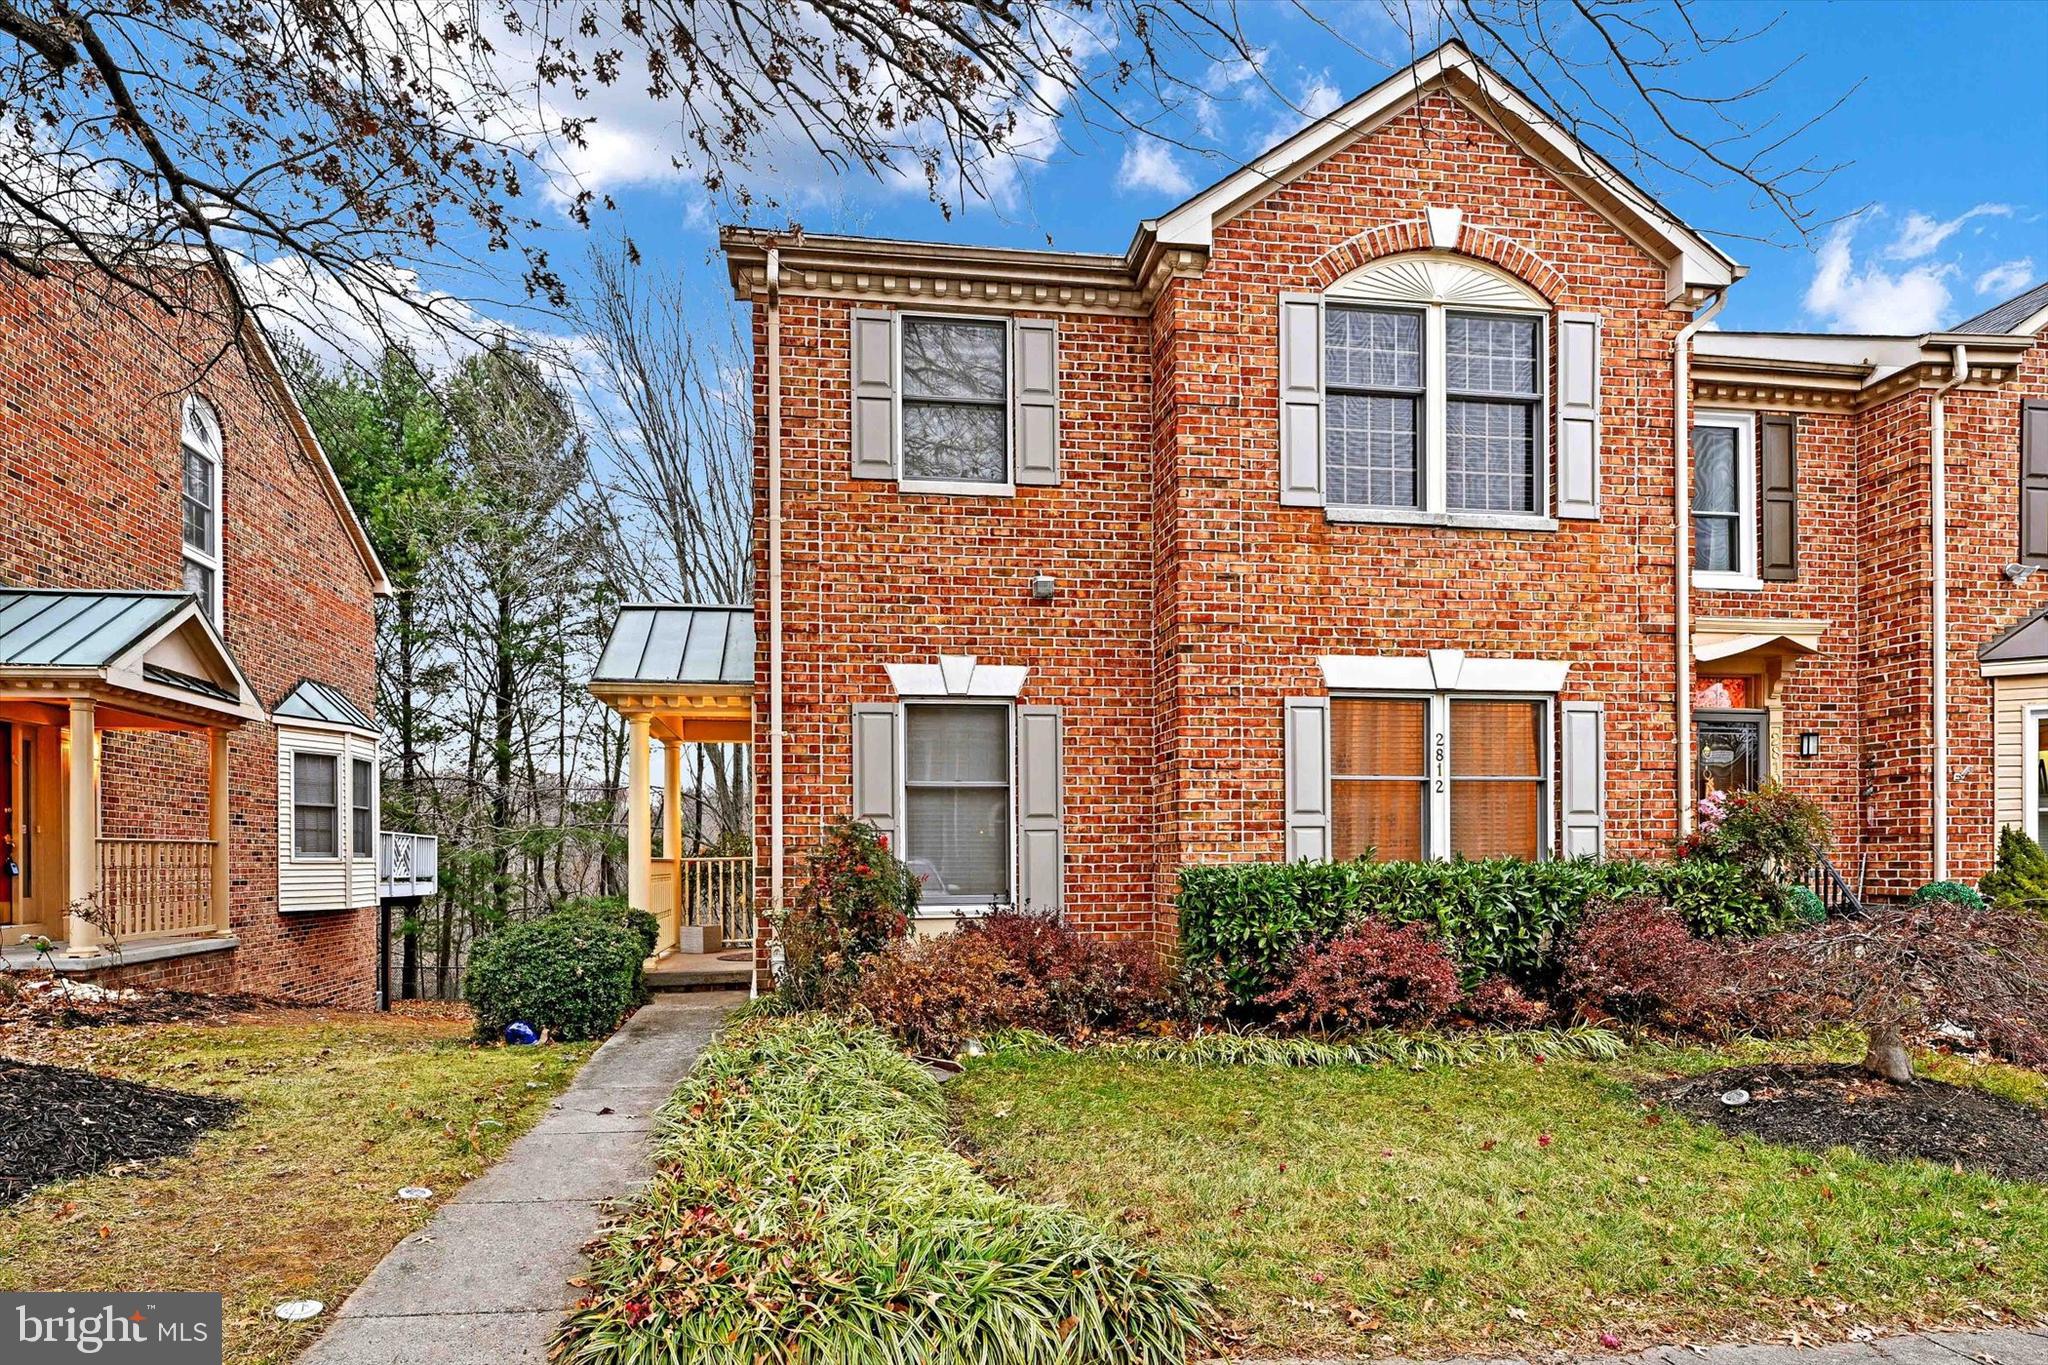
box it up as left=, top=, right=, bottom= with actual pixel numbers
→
left=2025, top=401, right=2048, bottom=565
left=1014, top=318, right=1060, bottom=486
left=1278, top=293, right=1325, bottom=506
left=1556, top=311, right=1601, bottom=519
left=850, top=310, right=897, bottom=480
left=1016, top=705, right=1063, bottom=914
left=1760, top=413, right=1798, bottom=581
left=1560, top=701, right=1606, bottom=858
left=851, top=704, right=900, bottom=834
left=1283, top=696, right=1330, bottom=861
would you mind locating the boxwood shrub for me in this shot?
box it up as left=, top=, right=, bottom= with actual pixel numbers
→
left=1178, top=856, right=1777, bottom=1006
left=466, top=908, right=647, bottom=1042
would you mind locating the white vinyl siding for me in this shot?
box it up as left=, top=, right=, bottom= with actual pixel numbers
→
left=1993, top=676, right=2048, bottom=838
left=278, top=726, right=380, bottom=912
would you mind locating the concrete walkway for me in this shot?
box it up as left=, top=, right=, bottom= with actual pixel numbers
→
left=1244, top=1327, right=2048, bottom=1365
left=297, top=991, right=741, bottom=1365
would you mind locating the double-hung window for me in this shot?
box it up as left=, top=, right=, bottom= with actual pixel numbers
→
left=1691, top=410, right=1757, bottom=587
left=351, top=757, right=374, bottom=857
left=293, top=753, right=339, bottom=857
left=901, top=703, right=1012, bottom=906
left=1326, top=308, right=1424, bottom=509
left=180, top=397, right=223, bottom=621
left=1330, top=695, right=1550, bottom=862
left=900, top=316, right=1009, bottom=487
left=1445, top=314, right=1542, bottom=513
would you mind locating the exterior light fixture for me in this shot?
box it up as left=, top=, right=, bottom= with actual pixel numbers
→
left=1030, top=574, right=1056, bottom=601
left=2005, top=563, right=2040, bottom=584
left=1798, top=731, right=1820, bottom=759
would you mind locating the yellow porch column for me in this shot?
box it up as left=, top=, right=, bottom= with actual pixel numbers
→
left=626, top=713, right=652, bottom=914
left=210, top=727, right=232, bottom=935
left=661, top=738, right=682, bottom=859
left=63, top=696, right=102, bottom=956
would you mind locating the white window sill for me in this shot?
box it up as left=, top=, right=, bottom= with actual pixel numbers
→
left=1692, top=571, right=1764, bottom=592
left=1326, top=506, right=1559, bottom=533
left=898, top=479, right=1015, bottom=498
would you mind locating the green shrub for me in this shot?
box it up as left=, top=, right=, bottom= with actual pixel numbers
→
left=553, top=895, right=659, bottom=960
left=1689, top=781, right=1830, bottom=883
left=1784, top=884, right=1828, bottom=925
left=1909, top=879, right=1988, bottom=910
left=465, top=911, right=644, bottom=1042
left=1981, top=826, right=2048, bottom=917
left=1179, top=857, right=1779, bottom=1006
left=555, top=1015, right=1212, bottom=1364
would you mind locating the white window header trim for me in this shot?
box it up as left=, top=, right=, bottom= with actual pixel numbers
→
left=1320, top=650, right=1570, bottom=694
left=885, top=654, right=1029, bottom=699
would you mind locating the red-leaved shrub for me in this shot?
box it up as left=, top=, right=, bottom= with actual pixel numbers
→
left=963, top=911, right=1169, bottom=1037
left=851, top=932, right=1046, bottom=1055
left=1461, top=976, right=1553, bottom=1029
left=1561, top=896, right=1728, bottom=1032
left=1258, top=920, right=1462, bottom=1035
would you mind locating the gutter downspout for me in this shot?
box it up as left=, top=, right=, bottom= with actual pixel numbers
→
left=764, top=247, right=784, bottom=1001
left=1930, top=342, right=1969, bottom=881
left=1674, top=289, right=1728, bottom=836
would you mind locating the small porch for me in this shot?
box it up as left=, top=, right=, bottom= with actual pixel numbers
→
left=0, top=590, right=264, bottom=965
left=589, top=605, right=756, bottom=985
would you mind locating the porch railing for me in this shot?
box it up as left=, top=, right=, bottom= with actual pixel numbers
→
left=97, top=838, right=215, bottom=942
left=1800, top=856, right=1863, bottom=918
left=678, top=855, right=753, bottom=945
left=378, top=831, right=439, bottom=900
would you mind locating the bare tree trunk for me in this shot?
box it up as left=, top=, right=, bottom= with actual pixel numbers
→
left=1862, top=1018, right=1915, bottom=1082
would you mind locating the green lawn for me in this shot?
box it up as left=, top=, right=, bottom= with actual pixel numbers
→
left=1, top=1006, right=591, bottom=1365
left=954, top=1042, right=2048, bottom=1358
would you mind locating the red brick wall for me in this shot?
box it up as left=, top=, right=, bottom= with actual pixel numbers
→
left=743, top=88, right=2047, bottom=936
left=0, top=265, right=382, bottom=1004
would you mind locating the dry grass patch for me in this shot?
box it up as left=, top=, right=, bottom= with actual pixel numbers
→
left=954, top=1038, right=2048, bottom=1358
left=0, top=1004, right=590, bottom=1365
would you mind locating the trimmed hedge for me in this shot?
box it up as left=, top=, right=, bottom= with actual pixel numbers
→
left=465, top=909, right=646, bottom=1042
left=1179, top=857, right=1778, bottom=1005
left=554, top=1015, right=1212, bottom=1364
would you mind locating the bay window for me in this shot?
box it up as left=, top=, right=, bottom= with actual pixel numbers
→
left=902, top=702, right=1012, bottom=906
left=292, top=753, right=338, bottom=857
left=1330, top=695, right=1550, bottom=862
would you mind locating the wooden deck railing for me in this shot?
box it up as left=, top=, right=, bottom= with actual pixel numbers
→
left=98, top=838, right=215, bottom=941
left=678, top=855, right=753, bottom=944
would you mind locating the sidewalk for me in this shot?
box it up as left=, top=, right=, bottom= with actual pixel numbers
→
left=1243, top=1328, right=2048, bottom=1365
left=296, top=991, right=741, bottom=1365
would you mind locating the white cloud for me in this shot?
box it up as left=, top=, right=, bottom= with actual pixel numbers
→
left=1252, top=72, right=1346, bottom=152
left=1116, top=140, right=1194, bottom=197
left=1882, top=203, right=2012, bottom=261
left=1977, top=258, right=2039, bottom=298
left=1804, top=215, right=1955, bottom=334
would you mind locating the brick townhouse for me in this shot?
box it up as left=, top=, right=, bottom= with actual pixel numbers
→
left=1, top=258, right=395, bottom=1004
left=703, top=42, right=2048, bottom=950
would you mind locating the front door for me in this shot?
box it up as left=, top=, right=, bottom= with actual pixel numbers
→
left=1696, top=710, right=1768, bottom=797
left=0, top=722, right=14, bottom=922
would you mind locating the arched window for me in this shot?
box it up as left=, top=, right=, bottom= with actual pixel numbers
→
left=180, top=397, right=223, bottom=621
left=1322, top=254, right=1550, bottom=517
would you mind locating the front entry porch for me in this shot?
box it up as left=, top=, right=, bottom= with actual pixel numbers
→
left=589, top=605, right=756, bottom=987
left=0, top=590, right=264, bottom=964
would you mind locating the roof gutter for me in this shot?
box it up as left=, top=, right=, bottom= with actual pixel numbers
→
left=1929, top=342, right=1969, bottom=881
left=763, top=245, right=784, bottom=1002
left=1674, top=288, right=1728, bottom=834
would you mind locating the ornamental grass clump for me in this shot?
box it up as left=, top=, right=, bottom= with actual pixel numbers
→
left=554, top=1015, right=1213, bottom=1365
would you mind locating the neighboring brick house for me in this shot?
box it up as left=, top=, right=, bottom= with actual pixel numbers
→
left=710, top=42, right=2048, bottom=949
left=0, top=258, right=394, bottom=1004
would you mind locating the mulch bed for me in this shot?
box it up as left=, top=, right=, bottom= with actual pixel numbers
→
left=0, top=974, right=274, bottom=1029
left=1644, top=1061, right=2048, bottom=1184
left=0, top=1059, right=241, bottom=1203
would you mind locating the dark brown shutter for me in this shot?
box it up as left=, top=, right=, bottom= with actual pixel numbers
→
left=1759, top=413, right=1798, bottom=581
left=2024, top=401, right=2048, bottom=565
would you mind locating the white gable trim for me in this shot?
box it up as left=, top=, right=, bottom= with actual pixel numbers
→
left=1320, top=651, right=1570, bottom=694
left=885, top=654, right=1029, bottom=699
left=104, top=599, right=265, bottom=721
left=1149, top=41, right=1738, bottom=303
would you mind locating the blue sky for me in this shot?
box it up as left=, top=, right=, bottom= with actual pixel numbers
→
left=519, top=0, right=2046, bottom=342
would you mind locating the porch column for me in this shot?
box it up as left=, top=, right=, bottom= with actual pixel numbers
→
left=661, top=738, right=682, bottom=858
left=626, top=712, right=652, bottom=914
left=63, top=696, right=101, bottom=956
left=209, top=727, right=232, bottom=935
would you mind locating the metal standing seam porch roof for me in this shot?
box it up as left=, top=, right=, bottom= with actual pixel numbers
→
left=0, top=587, right=264, bottom=721
left=594, top=605, right=753, bottom=687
